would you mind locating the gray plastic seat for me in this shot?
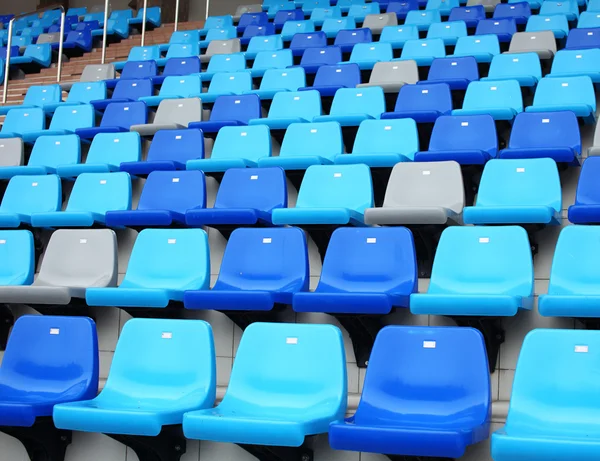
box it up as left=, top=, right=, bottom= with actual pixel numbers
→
left=505, top=31, right=556, bottom=59
left=467, top=0, right=500, bottom=12
left=363, top=13, right=398, bottom=34
left=234, top=4, right=262, bottom=21
left=201, top=39, right=242, bottom=63
left=357, top=60, right=419, bottom=92
left=0, top=138, right=24, bottom=167
left=36, top=33, right=60, bottom=45
left=364, top=161, right=465, bottom=225
left=62, top=64, right=116, bottom=91
left=131, top=98, right=203, bottom=136
left=0, top=229, right=117, bottom=305
left=588, top=123, right=600, bottom=156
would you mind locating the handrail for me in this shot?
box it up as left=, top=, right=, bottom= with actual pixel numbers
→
left=2, top=4, right=66, bottom=104
left=174, top=0, right=180, bottom=32
left=206, top=0, right=211, bottom=20
left=101, top=0, right=109, bottom=64
left=140, top=0, right=148, bottom=47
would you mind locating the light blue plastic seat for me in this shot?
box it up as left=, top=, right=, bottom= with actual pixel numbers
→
left=129, top=6, right=162, bottom=28
left=75, top=101, right=147, bottom=140
left=463, top=158, right=561, bottom=225
left=577, top=11, right=600, bottom=28
left=338, top=0, right=366, bottom=13
left=492, top=329, right=600, bottom=461
left=526, top=14, right=569, bottom=39
left=53, top=318, right=215, bottom=437
left=379, top=24, right=419, bottom=48
left=427, top=0, right=460, bottom=14
left=139, top=75, right=201, bottom=107
left=274, top=9, right=304, bottom=31
left=272, top=164, right=373, bottom=225
left=452, top=79, right=523, bottom=120
left=348, top=2, right=380, bottom=23
left=163, top=30, right=201, bottom=51
left=311, top=6, right=343, bottom=26
left=348, top=42, right=393, bottom=70
left=336, top=118, right=419, bottom=167
left=0, top=230, right=34, bottom=285
left=281, top=19, right=315, bottom=41
left=0, top=175, right=61, bottom=228
left=322, top=17, right=356, bottom=38
left=539, top=0, right=578, bottom=21
left=313, top=87, right=385, bottom=127
left=527, top=76, right=596, bottom=123
left=0, top=84, right=62, bottom=115
left=549, top=49, right=600, bottom=82
left=245, top=34, right=283, bottom=59
left=202, top=53, right=246, bottom=81
left=404, top=9, right=442, bottom=31
left=199, top=26, right=237, bottom=49
left=427, top=20, right=468, bottom=45
left=58, top=132, right=141, bottom=178
left=0, top=107, right=46, bottom=144
left=302, top=0, right=333, bottom=14
left=157, top=43, right=201, bottom=67
left=411, top=226, right=534, bottom=316
left=114, top=45, right=161, bottom=71
left=10, top=44, right=51, bottom=69
left=86, top=229, right=209, bottom=308
left=258, top=121, right=342, bottom=169
left=30, top=172, right=131, bottom=228
left=200, top=71, right=253, bottom=104
left=452, top=34, right=500, bottom=63
left=250, top=49, right=294, bottom=77
left=187, top=125, right=271, bottom=172
left=249, top=90, right=322, bottom=130
left=200, top=15, right=233, bottom=35
left=400, top=38, right=446, bottom=66
left=267, top=1, right=296, bottom=19
left=482, top=52, right=541, bottom=87
left=329, top=326, right=490, bottom=458
left=44, top=82, right=106, bottom=114
left=183, top=322, right=347, bottom=447
left=334, top=28, right=373, bottom=53
left=248, top=67, right=306, bottom=100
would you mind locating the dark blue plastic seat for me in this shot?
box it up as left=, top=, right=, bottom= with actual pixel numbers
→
left=476, top=18, right=517, bottom=42
left=423, top=56, right=479, bottom=90
left=297, top=45, right=342, bottom=74
left=448, top=5, right=486, bottom=27
left=382, top=83, right=453, bottom=123
left=300, top=63, right=361, bottom=97
left=76, top=101, right=147, bottom=140
left=290, top=31, right=328, bottom=56
left=333, top=28, right=373, bottom=53
left=241, top=23, right=276, bottom=45
left=494, top=2, right=531, bottom=25
left=62, top=30, right=92, bottom=54
left=237, top=12, right=269, bottom=33
left=387, top=0, right=419, bottom=20
left=568, top=157, right=600, bottom=224
left=105, top=60, right=158, bottom=89
left=152, top=57, right=201, bottom=85
left=189, top=94, right=261, bottom=134
left=274, top=8, right=304, bottom=30
left=90, top=79, right=153, bottom=111
left=566, top=27, right=600, bottom=49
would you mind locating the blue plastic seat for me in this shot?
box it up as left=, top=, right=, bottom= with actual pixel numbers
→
left=272, top=164, right=373, bottom=226
left=183, top=322, right=346, bottom=446
left=187, top=125, right=271, bottom=172
left=333, top=27, right=373, bottom=53
left=348, top=2, right=380, bottom=22
left=452, top=79, right=523, bottom=120
left=526, top=14, right=569, bottom=39
left=139, top=75, right=201, bottom=107
left=200, top=71, right=252, bottom=103
left=63, top=29, right=93, bottom=53
left=337, top=118, right=419, bottom=166
left=0, top=315, right=98, bottom=428
left=300, top=63, right=360, bottom=97
left=0, top=229, right=33, bottom=287
left=423, top=56, right=478, bottom=90
left=329, top=325, right=490, bottom=457
left=241, top=23, right=276, bottom=46
left=86, top=228, right=209, bottom=308
left=569, top=157, right=600, bottom=224
left=579, top=13, right=600, bottom=28
left=297, top=45, right=343, bottom=74
left=199, top=26, right=237, bottom=49
left=302, top=0, right=332, bottom=15
left=338, top=0, right=367, bottom=13
left=311, top=6, right=343, bottom=26
left=540, top=0, right=578, bottom=21
left=0, top=84, right=62, bottom=115
left=0, top=108, right=46, bottom=144
left=379, top=24, right=419, bottom=49
left=463, top=158, right=561, bottom=225
left=250, top=49, right=293, bottom=77
left=105, top=60, right=157, bottom=89
left=452, top=34, right=500, bottom=62
left=91, top=79, right=153, bottom=112
left=448, top=5, right=486, bottom=27
left=157, top=43, right=201, bottom=67
left=322, top=17, right=356, bottom=38
left=200, top=15, right=233, bottom=35
left=400, top=38, right=446, bottom=66
left=383, top=83, right=452, bottom=123
left=67, top=7, right=87, bottom=16
left=0, top=175, right=61, bottom=228
left=249, top=89, right=322, bottom=130
left=184, top=227, right=308, bottom=312
left=163, top=30, right=201, bottom=51
left=281, top=19, right=314, bottom=41
left=494, top=1, right=531, bottom=24
left=274, top=9, right=304, bottom=30
left=30, top=172, right=131, bottom=228
left=153, top=57, right=200, bottom=86
left=76, top=101, right=147, bottom=140
left=415, top=114, right=497, bottom=164
left=129, top=6, right=161, bottom=28
left=527, top=76, right=596, bottom=123
left=550, top=49, right=600, bottom=82
left=245, top=34, right=283, bottom=59
left=82, top=13, right=105, bottom=26
left=43, top=82, right=106, bottom=114
left=267, top=1, right=296, bottom=19
left=237, top=12, right=269, bottom=33
left=314, top=86, right=385, bottom=126
left=566, top=27, right=600, bottom=49
left=491, top=329, right=600, bottom=460
left=348, top=42, right=393, bottom=70
left=10, top=44, right=51, bottom=69
left=411, top=225, right=534, bottom=316
left=483, top=52, right=541, bottom=87
left=114, top=45, right=161, bottom=71
left=405, top=9, right=442, bottom=31
left=427, top=20, right=468, bottom=45
left=202, top=53, right=246, bottom=80
left=289, top=31, right=328, bottom=56
left=189, top=94, right=261, bottom=134
left=53, top=318, right=215, bottom=437
left=105, top=170, right=206, bottom=227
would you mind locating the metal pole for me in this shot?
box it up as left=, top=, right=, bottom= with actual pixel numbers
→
left=174, top=0, right=180, bottom=32
left=101, top=0, right=110, bottom=64
left=205, top=0, right=210, bottom=20
left=2, top=18, right=13, bottom=104
left=140, top=0, right=148, bottom=47
left=56, top=11, right=65, bottom=83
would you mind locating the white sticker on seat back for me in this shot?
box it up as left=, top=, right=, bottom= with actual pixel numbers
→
left=479, top=237, right=490, bottom=243
left=286, top=337, right=298, bottom=344
left=50, top=328, right=60, bottom=335
left=168, top=239, right=176, bottom=244
left=423, top=340, right=436, bottom=348
left=366, top=238, right=376, bottom=243
left=162, top=332, right=172, bottom=339
left=263, top=238, right=272, bottom=243
left=575, top=345, right=588, bottom=353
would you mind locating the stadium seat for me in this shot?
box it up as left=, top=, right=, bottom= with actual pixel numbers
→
left=105, top=61, right=157, bottom=88
left=314, top=87, right=384, bottom=126
left=379, top=24, right=419, bottom=48
left=499, top=111, right=581, bottom=164
left=267, top=2, right=296, bottom=20
left=274, top=9, right=304, bottom=31
left=348, top=42, right=393, bottom=70
left=0, top=138, right=23, bottom=169
left=10, top=44, right=52, bottom=70
left=427, top=20, right=468, bottom=46
left=491, top=329, right=600, bottom=461
left=463, top=158, right=561, bottom=225
left=0, top=315, right=98, bottom=460
left=281, top=19, right=314, bottom=41
left=311, top=6, right=343, bottom=27
left=297, top=45, right=343, bottom=74
left=427, top=0, right=460, bottom=15
left=199, top=27, right=237, bottom=49
left=53, top=318, right=215, bottom=461
left=131, top=98, right=203, bottom=136
left=157, top=43, right=201, bottom=67
left=105, top=171, right=206, bottom=227
left=423, top=56, right=478, bottom=90
left=506, top=31, right=557, bottom=58
left=0, top=108, right=45, bottom=144
left=452, top=34, right=500, bottom=62
left=250, top=49, right=294, bottom=77
left=139, top=75, right=201, bottom=107
left=187, top=125, right=271, bottom=172
left=415, top=114, right=497, bottom=164
left=162, top=30, right=201, bottom=51
left=336, top=118, right=419, bottom=166
left=449, top=5, right=486, bottom=27
left=202, top=52, right=246, bottom=80
left=0, top=229, right=117, bottom=305
left=200, top=71, right=253, bottom=103
left=526, top=76, right=596, bottom=123
left=300, top=63, right=360, bottom=97
left=387, top=0, right=420, bottom=20
left=0, top=175, right=61, bottom=228
left=245, top=34, right=283, bottom=59
left=272, top=164, right=373, bottom=226
left=362, top=13, right=398, bottom=34
left=540, top=0, right=578, bottom=20
left=152, top=57, right=200, bottom=85
left=329, top=325, right=490, bottom=458
left=494, top=1, right=531, bottom=24
left=322, top=17, right=356, bottom=38
left=249, top=90, right=322, bottom=130
left=526, top=14, right=569, bottom=39
left=400, top=38, right=446, bottom=66
left=200, top=15, right=233, bottom=35
left=289, top=31, right=328, bottom=56
left=358, top=60, right=419, bottom=92
left=338, top=0, right=363, bottom=14
left=241, top=23, right=276, bottom=46
left=549, top=49, right=600, bottom=82
left=476, top=18, right=517, bottom=42
left=129, top=6, right=161, bottom=29
left=0, top=84, right=62, bottom=115
left=90, top=79, right=153, bottom=112
left=85, top=228, right=210, bottom=308
left=334, top=28, right=373, bottom=53
left=201, top=39, right=242, bottom=64
left=404, top=9, right=442, bottom=31
left=234, top=4, right=262, bottom=21
left=349, top=3, right=381, bottom=23
left=182, top=322, right=347, bottom=455
left=565, top=27, right=600, bottom=49
left=76, top=101, right=147, bottom=140
left=483, top=52, right=541, bottom=87
left=189, top=94, right=261, bottom=134
left=259, top=121, right=342, bottom=169
left=383, top=83, right=452, bottom=123
left=114, top=45, right=161, bottom=71
left=568, top=157, right=600, bottom=223
left=121, top=129, right=204, bottom=175
left=43, top=82, right=106, bottom=114
left=452, top=79, right=523, bottom=120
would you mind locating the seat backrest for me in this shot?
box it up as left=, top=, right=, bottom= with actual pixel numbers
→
left=121, top=60, right=158, bottom=79
left=163, top=57, right=201, bottom=77
left=494, top=1, right=531, bottom=18
left=80, top=63, right=115, bottom=82
left=215, top=227, right=308, bottom=292
left=204, top=26, right=238, bottom=43
left=300, top=45, right=343, bottom=67
left=488, top=52, right=541, bottom=80
left=98, top=318, right=215, bottom=405
left=508, top=31, right=557, bottom=54
left=220, top=322, right=346, bottom=415
left=1, top=107, right=45, bottom=135
left=207, top=71, right=252, bottom=94
left=121, top=228, right=210, bottom=291
left=138, top=170, right=206, bottom=214
left=428, top=226, right=533, bottom=295
left=0, top=230, right=34, bottom=285
left=209, top=94, right=261, bottom=124
left=363, top=12, right=398, bottom=31
left=23, top=84, right=61, bottom=107
left=370, top=60, right=419, bottom=85
left=0, top=315, right=98, bottom=399
left=401, top=38, right=446, bottom=60
left=349, top=2, right=380, bottom=17
left=429, top=114, right=498, bottom=155
left=297, top=164, right=373, bottom=212
left=204, top=38, right=242, bottom=57
left=247, top=34, right=283, bottom=56
left=454, top=33, right=500, bottom=56
left=532, top=75, right=596, bottom=110
left=259, top=67, right=306, bottom=92
left=268, top=89, right=322, bottom=120
left=395, top=82, right=453, bottom=113
left=66, top=172, right=131, bottom=214
left=449, top=5, right=486, bottom=22
left=290, top=31, right=328, bottom=51
left=476, top=17, right=517, bottom=37
left=356, top=325, right=489, bottom=426
left=281, top=19, right=315, bottom=39
left=427, top=20, right=468, bottom=41
left=153, top=98, right=202, bottom=127
left=238, top=12, right=269, bottom=29
left=36, top=33, right=61, bottom=45
left=212, top=125, right=271, bottom=162
left=311, top=6, right=343, bottom=21
left=0, top=138, right=24, bottom=167
left=329, top=86, right=385, bottom=118
left=280, top=121, right=342, bottom=161
left=578, top=11, right=600, bottom=28
left=101, top=101, right=147, bottom=129
left=13, top=36, right=32, bottom=47
left=159, top=75, right=202, bottom=98
left=215, top=167, right=287, bottom=211
left=112, top=78, right=153, bottom=101
left=427, top=56, right=479, bottom=83
left=405, top=9, right=442, bottom=25
left=380, top=24, right=420, bottom=45
left=35, top=229, right=118, bottom=289
left=566, top=27, right=600, bottom=50
left=575, top=156, right=600, bottom=207
left=87, top=132, right=141, bottom=166
left=235, top=4, right=262, bottom=16
left=49, top=104, right=95, bottom=131
left=350, top=42, right=394, bottom=62
left=508, top=111, right=580, bottom=155
left=353, top=119, right=419, bottom=161
left=127, top=45, right=161, bottom=61
left=23, top=44, right=50, bottom=65
left=243, top=24, right=276, bottom=42
left=206, top=52, right=246, bottom=73
left=66, top=81, right=107, bottom=104
left=169, top=30, right=201, bottom=45
left=252, top=49, right=294, bottom=70
left=275, top=9, right=305, bottom=27
left=313, top=63, right=361, bottom=88
left=148, top=129, right=204, bottom=164
left=334, top=27, right=373, bottom=48
left=551, top=48, right=600, bottom=76
left=28, top=134, right=80, bottom=169
left=462, top=79, right=523, bottom=112
left=165, top=42, right=200, bottom=59
left=526, top=14, right=569, bottom=34
left=0, top=174, right=61, bottom=215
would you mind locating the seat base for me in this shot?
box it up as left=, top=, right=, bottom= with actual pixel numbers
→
left=0, top=304, right=13, bottom=350
left=106, top=425, right=186, bottom=461
left=238, top=441, right=314, bottom=461
left=0, top=417, right=72, bottom=461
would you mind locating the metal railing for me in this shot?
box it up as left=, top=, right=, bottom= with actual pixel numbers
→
left=2, top=4, right=66, bottom=104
